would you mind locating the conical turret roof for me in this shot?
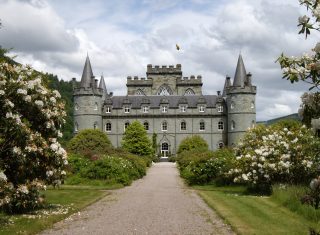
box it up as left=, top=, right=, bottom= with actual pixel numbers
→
left=222, top=76, right=231, bottom=97
left=80, top=55, right=94, bottom=88
left=233, top=54, right=247, bottom=87
left=99, top=75, right=107, bottom=93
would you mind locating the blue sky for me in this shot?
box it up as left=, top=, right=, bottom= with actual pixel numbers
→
left=0, top=0, right=319, bottom=121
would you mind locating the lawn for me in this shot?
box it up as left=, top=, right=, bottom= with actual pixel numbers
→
left=0, top=185, right=112, bottom=235
left=195, top=185, right=320, bottom=235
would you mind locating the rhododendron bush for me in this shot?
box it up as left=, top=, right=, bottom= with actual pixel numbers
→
left=0, top=59, right=67, bottom=213
left=229, top=123, right=319, bottom=194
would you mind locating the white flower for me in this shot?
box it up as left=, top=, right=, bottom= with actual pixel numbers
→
left=53, top=90, right=61, bottom=98
left=24, top=95, right=31, bottom=102
left=0, top=90, right=4, bottom=95
left=242, top=174, right=248, bottom=181
left=13, top=146, right=22, bottom=154
left=35, top=100, right=44, bottom=107
left=50, top=143, right=59, bottom=152
left=0, top=171, right=7, bottom=182
left=61, top=170, right=66, bottom=175
left=298, top=15, right=309, bottom=24
left=313, top=6, right=320, bottom=19
left=5, top=99, right=14, bottom=108
left=291, top=138, right=298, bottom=144
left=17, top=89, right=27, bottom=95
left=314, top=42, right=320, bottom=54
left=57, top=131, right=63, bottom=138
left=50, top=97, right=56, bottom=103
left=46, top=170, right=53, bottom=177
left=18, top=185, right=29, bottom=194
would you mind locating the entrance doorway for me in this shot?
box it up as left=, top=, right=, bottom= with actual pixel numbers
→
left=161, top=142, right=169, bottom=157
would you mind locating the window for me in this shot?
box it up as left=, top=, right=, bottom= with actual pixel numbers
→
left=180, top=105, right=187, bottom=112
left=136, top=89, right=145, bottom=95
left=199, top=121, right=205, bottom=131
left=93, top=122, right=97, bottom=130
left=184, top=88, right=195, bottom=95
left=199, top=105, right=205, bottom=112
left=161, top=106, right=168, bottom=113
left=217, top=105, right=223, bottom=113
left=74, top=122, right=78, bottom=132
left=162, top=121, right=168, bottom=131
left=252, top=120, right=255, bottom=128
left=251, top=101, right=255, bottom=109
left=157, top=85, right=173, bottom=96
left=106, top=106, right=111, bottom=113
left=144, top=121, right=149, bottom=130
left=218, top=121, right=224, bottom=130
left=94, top=102, right=98, bottom=110
left=230, top=102, right=235, bottom=109
left=142, top=106, right=149, bottom=113
left=231, top=120, right=235, bottom=130
left=105, top=122, right=111, bottom=132
left=124, top=106, right=130, bottom=113
left=75, top=103, right=79, bottom=111
left=124, top=122, right=130, bottom=131
left=218, top=142, right=224, bottom=149
left=180, top=121, right=186, bottom=131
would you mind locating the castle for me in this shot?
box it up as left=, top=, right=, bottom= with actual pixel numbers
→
left=73, top=55, right=257, bottom=156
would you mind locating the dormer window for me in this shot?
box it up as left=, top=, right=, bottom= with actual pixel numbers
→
left=199, top=105, right=205, bottom=112
left=217, top=105, right=223, bottom=113
left=106, top=106, right=111, bottom=113
left=161, top=106, right=168, bottom=113
left=142, top=106, right=149, bottom=113
left=124, top=106, right=130, bottom=113
left=180, top=105, right=187, bottom=112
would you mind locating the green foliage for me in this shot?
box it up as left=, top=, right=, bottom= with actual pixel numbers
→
left=67, top=129, right=112, bottom=157
left=177, top=148, right=235, bottom=185
left=299, top=92, right=320, bottom=127
left=177, top=135, right=209, bottom=154
left=122, top=121, right=153, bottom=156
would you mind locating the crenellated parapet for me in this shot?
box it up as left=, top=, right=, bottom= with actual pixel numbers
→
left=126, top=76, right=153, bottom=87
left=176, top=75, right=203, bottom=86
left=147, top=64, right=182, bottom=75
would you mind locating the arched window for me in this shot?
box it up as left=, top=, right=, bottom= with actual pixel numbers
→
left=144, top=121, right=149, bottom=131
left=94, top=102, right=98, bottom=110
left=161, top=142, right=169, bottom=157
left=230, top=102, right=235, bottom=109
left=184, top=88, right=195, bottom=95
left=105, top=122, right=111, bottom=132
left=218, top=121, right=224, bottom=130
left=136, top=89, right=145, bottom=96
left=162, top=121, right=168, bottom=131
left=218, top=142, right=224, bottom=149
left=231, top=120, right=235, bottom=130
left=199, top=121, right=205, bottom=131
left=251, top=101, right=255, bottom=109
left=180, top=121, right=186, bottom=131
left=75, top=103, right=79, bottom=111
left=124, top=122, right=130, bottom=131
left=74, top=122, right=78, bottom=132
left=157, top=85, right=173, bottom=96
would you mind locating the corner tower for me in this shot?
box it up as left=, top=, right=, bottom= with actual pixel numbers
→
left=73, top=55, right=104, bottom=133
left=226, top=55, right=257, bottom=145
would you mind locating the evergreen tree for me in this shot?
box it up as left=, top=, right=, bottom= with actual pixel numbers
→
left=122, top=121, right=153, bottom=156
left=177, top=135, right=209, bottom=154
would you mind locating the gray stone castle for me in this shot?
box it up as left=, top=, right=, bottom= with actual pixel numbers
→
left=73, top=55, right=256, bottom=156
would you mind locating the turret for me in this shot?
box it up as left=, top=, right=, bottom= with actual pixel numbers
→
left=99, top=74, right=107, bottom=100
left=226, top=54, right=257, bottom=146
left=73, top=55, right=103, bottom=133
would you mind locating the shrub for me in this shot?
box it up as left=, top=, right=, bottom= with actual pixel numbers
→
left=229, top=124, right=319, bottom=194
left=0, top=56, right=67, bottom=213
left=67, top=129, right=112, bottom=157
left=122, top=121, right=153, bottom=156
left=177, top=135, right=208, bottom=154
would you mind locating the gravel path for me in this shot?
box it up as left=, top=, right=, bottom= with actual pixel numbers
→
left=41, top=162, right=235, bottom=235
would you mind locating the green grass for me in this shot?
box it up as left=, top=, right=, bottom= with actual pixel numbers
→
left=194, top=185, right=320, bottom=235
left=0, top=185, right=110, bottom=235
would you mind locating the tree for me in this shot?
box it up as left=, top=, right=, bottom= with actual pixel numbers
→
left=177, top=135, right=209, bottom=154
left=277, top=1, right=320, bottom=90
left=121, top=121, right=153, bottom=156
left=299, top=92, right=320, bottom=126
left=67, top=129, right=112, bottom=157
left=0, top=54, right=67, bottom=213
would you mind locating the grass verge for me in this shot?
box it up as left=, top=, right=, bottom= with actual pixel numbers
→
left=0, top=185, right=110, bottom=235
left=194, top=185, right=320, bottom=235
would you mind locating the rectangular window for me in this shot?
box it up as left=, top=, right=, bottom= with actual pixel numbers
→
left=105, top=123, right=111, bottom=132
left=199, top=105, right=205, bottom=112
left=142, top=106, right=149, bottom=113
left=200, top=122, right=205, bottom=131
left=124, top=107, right=130, bottom=113
left=161, top=106, right=168, bottom=113
left=218, top=121, right=224, bottom=130
left=180, top=105, right=186, bottom=112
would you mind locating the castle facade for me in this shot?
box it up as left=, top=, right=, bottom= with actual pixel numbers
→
left=73, top=55, right=256, bottom=156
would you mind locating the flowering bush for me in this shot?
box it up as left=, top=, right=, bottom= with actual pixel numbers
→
left=299, top=92, right=320, bottom=127
left=301, top=176, right=320, bottom=209
left=229, top=123, right=319, bottom=194
left=0, top=57, right=67, bottom=213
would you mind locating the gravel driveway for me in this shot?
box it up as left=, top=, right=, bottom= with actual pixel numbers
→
left=41, top=162, right=235, bottom=235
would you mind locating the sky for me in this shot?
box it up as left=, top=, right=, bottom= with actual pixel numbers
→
left=0, top=0, right=319, bottom=121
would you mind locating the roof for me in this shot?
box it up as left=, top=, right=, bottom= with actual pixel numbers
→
left=108, top=95, right=221, bottom=109
left=233, top=54, right=247, bottom=87
left=99, top=75, right=107, bottom=92
left=80, top=55, right=94, bottom=88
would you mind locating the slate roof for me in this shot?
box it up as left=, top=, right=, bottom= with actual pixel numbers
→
left=80, top=55, right=94, bottom=88
left=233, top=54, right=247, bottom=87
left=108, top=95, right=221, bottom=109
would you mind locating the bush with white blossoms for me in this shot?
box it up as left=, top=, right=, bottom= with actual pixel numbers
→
left=0, top=56, right=67, bottom=213
left=229, top=122, right=319, bottom=194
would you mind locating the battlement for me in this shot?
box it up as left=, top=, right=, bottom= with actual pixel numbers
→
left=126, top=76, right=153, bottom=87
left=176, top=75, right=202, bottom=86
left=146, top=64, right=182, bottom=75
